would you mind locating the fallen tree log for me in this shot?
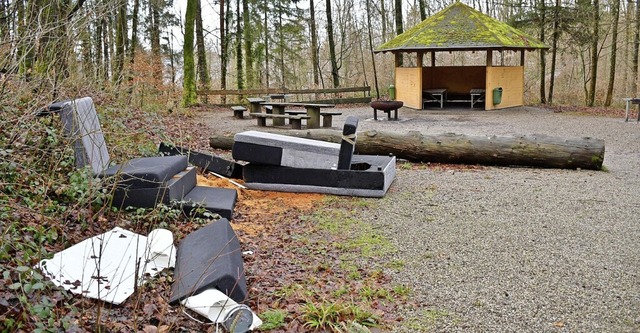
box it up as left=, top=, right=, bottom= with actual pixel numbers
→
left=210, top=129, right=605, bottom=170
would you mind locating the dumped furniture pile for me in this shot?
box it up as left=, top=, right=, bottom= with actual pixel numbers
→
left=38, top=97, right=397, bottom=332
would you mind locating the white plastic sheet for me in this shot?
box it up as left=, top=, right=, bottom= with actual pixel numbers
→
left=36, top=227, right=176, bottom=304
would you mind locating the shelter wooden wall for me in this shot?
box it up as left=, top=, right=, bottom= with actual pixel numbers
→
left=395, top=67, right=422, bottom=109
left=485, top=66, right=523, bottom=110
left=422, top=66, right=486, bottom=96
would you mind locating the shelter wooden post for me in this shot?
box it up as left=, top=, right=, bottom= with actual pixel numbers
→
left=486, top=49, right=493, bottom=67
left=520, top=50, right=525, bottom=66
left=431, top=51, right=435, bottom=67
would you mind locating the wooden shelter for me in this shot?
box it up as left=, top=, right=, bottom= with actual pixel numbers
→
left=375, top=2, right=548, bottom=110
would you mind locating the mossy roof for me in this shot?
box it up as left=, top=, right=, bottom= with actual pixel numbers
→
left=375, top=2, right=548, bottom=53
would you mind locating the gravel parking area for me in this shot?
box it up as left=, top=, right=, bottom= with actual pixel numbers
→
left=205, top=105, right=640, bottom=332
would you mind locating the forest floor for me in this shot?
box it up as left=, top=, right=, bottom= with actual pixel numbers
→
left=2, top=101, right=638, bottom=332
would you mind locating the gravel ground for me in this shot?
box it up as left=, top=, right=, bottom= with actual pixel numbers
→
left=205, top=105, right=640, bottom=332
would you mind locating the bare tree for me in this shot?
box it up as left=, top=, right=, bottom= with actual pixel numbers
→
left=395, top=0, right=403, bottom=66
left=587, top=0, right=599, bottom=106
left=310, top=0, right=320, bottom=86
left=183, top=0, right=197, bottom=106
left=548, top=0, right=561, bottom=104
left=539, top=0, right=547, bottom=104
left=236, top=0, right=244, bottom=89
left=605, top=0, right=620, bottom=106
left=196, top=0, right=210, bottom=91
left=327, top=0, right=340, bottom=87
left=632, top=0, right=640, bottom=95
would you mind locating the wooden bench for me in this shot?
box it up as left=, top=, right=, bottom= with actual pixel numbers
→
left=231, top=106, right=247, bottom=119
left=247, top=97, right=266, bottom=114
left=470, top=89, right=486, bottom=108
left=285, top=110, right=342, bottom=127
left=249, top=113, right=311, bottom=129
left=423, top=88, right=447, bottom=109
left=261, top=102, right=335, bottom=128
left=320, top=111, right=342, bottom=127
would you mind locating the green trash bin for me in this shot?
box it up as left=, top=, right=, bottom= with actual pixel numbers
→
left=493, top=87, right=503, bottom=105
left=389, top=84, right=396, bottom=100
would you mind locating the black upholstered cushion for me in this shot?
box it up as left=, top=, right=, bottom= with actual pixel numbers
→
left=103, top=155, right=188, bottom=188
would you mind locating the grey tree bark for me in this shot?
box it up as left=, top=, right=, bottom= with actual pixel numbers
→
left=209, top=130, right=605, bottom=170
left=548, top=0, right=561, bottom=104
left=587, top=0, right=599, bottom=106
left=310, top=0, right=320, bottom=86
left=326, top=0, right=340, bottom=87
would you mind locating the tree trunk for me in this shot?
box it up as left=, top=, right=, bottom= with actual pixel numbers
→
left=277, top=1, right=285, bottom=87
left=310, top=0, right=319, bottom=86
left=263, top=0, right=269, bottom=88
left=129, top=0, right=140, bottom=63
left=149, top=0, right=162, bottom=82
left=196, top=0, right=210, bottom=91
left=113, top=0, right=127, bottom=85
left=366, top=0, right=380, bottom=98
left=236, top=0, right=244, bottom=90
left=102, top=18, right=110, bottom=81
left=538, top=0, right=546, bottom=104
left=394, top=0, right=403, bottom=66
left=380, top=0, right=387, bottom=41
left=326, top=0, right=339, bottom=87
left=95, top=16, right=103, bottom=80
left=182, top=0, right=197, bottom=106
left=548, top=0, right=560, bottom=104
left=623, top=0, right=633, bottom=96
left=243, top=0, right=254, bottom=88
left=209, top=130, right=605, bottom=170
left=419, top=0, right=426, bottom=20
left=632, top=0, right=640, bottom=95
left=605, top=0, right=620, bottom=106
left=587, top=0, right=599, bottom=106
left=220, top=0, right=228, bottom=101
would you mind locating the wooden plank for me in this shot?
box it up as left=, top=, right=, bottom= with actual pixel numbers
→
left=249, top=113, right=310, bottom=119
left=298, top=97, right=372, bottom=104
left=261, top=102, right=335, bottom=107
left=485, top=66, right=523, bottom=110
left=197, top=86, right=371, bottom=96
left=395, top=67, right=422, bottom=109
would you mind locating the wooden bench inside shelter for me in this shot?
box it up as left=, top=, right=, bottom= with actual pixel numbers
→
left=423, top=88, right=447, bottom=109
left=470, top=89, right=486, bottom=108
left=249, top=113, right=311, bottom=129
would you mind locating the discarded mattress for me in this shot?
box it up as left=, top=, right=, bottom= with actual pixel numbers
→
left=232, top=116, right=396, bottom=197
left=36, top=227, right=176, bottom=305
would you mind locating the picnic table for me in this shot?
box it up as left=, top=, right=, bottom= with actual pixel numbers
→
left=260, top=102, right=335, bottom=128
left=423, top=88, right=447, bottom=109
